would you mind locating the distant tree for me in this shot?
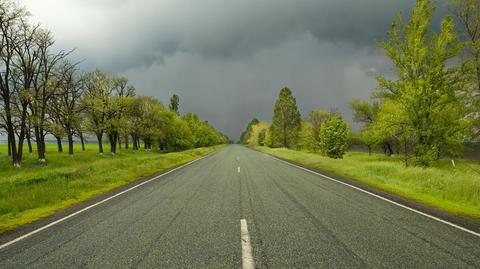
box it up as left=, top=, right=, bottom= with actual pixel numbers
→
left=49, top=61, right=85, bottom=156
left=307, top=109, right=339, bottom=151
left=320, top=116, right=348, bottom=159
left=296, top=121, right=316, bottom=151
left=270, top=87, right=301, bottom=148
left=349, top=99, right=382, bottom=155
left=169, top=94, right=180, bottom=115
left=83, top=70, right=113, bottom=155
left=240, top=118, right=259, bottom=144
left=258, top=129, right=267, bottom=146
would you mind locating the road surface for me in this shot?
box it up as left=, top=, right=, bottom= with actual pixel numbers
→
left=0, top=145, right=479, bottom=268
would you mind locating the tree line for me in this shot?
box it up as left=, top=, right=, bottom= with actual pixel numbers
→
left=242, top=0, right=480, bottom=166
left=0, top=1, right=226, bottom=167
left=240, top=87, right=349, bottom=159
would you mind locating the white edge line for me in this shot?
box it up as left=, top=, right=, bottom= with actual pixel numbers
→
left=268, top=154, right=480, bottom=238
left=0, top=152, right=214, bottom=251
left=240, top=219, right=255, bottom=269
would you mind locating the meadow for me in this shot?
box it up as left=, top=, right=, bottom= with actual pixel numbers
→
left=256, top=146, right=480, bottom=221
left=0, top=143, right=222, bottom=233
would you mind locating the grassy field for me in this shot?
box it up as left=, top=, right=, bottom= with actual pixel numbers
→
left=256, top=146, right=480, bottom=221
left=0, top=143, right=223, bottom=233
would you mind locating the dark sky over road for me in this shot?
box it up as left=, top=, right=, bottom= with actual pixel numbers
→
left=21, top=0, right=447, bottom=140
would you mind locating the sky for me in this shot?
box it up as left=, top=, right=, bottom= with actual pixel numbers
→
left=20, top=0, right=448, bottom=140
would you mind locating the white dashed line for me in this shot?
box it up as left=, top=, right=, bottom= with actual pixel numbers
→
left=240, top=219, right=255, bottom=269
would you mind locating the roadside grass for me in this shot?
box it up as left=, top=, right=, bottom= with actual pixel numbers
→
left=255, top=146, right=480, bottom=221
left=0, top=144, right=223, bottom=234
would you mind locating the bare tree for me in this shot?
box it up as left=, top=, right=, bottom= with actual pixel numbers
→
left=0, top=1, right=28, bottom=166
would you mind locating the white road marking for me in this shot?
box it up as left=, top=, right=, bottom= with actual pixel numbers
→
left=238, top=166, right=241, bottom=173
left=240, top=219, right=255, bottom=269
left=269, top=155, right=480, bottom=238
left=0, top=153, right=214, bottom=251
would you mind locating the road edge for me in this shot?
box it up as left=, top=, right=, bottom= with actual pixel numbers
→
left=0, top=146, right=225, bottom=248
left=249, top=146, right=480, bottom=236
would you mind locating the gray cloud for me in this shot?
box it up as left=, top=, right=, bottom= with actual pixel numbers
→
left=21, top=0, right=448, bottom=140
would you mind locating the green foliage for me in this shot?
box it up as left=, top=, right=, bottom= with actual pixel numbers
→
left=258, top=129, right=267, bottom=146
left=270, top=87, right=301, bottom=148
left=240, top=118, right=259, bottom=144
left=296, top=121, right=316, bottom=151
left=320, top=116, right=348, bottom=159
left=306, top=109, right=338, bottom=151
left=374, top=0, right=471, bottom=166
left=183, top=113, right=226, bottom=148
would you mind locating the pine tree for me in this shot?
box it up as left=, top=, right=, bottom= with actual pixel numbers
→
left=270, top=87, right=301, bottom=148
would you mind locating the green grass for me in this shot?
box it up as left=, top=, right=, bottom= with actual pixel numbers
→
left=256, top=146, right=480, bottom=222
left=0, top=143, right=224, bottom=233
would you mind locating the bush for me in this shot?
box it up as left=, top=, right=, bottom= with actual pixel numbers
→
left=320, top=116, right=348, bottom=159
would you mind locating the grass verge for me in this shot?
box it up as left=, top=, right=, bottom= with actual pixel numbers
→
left=0, top=144, right=224, bottom=234
left=255, top=146, right=480, bottom=222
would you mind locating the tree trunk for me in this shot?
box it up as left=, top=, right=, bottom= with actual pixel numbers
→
left=118, top=136, right=122, bottom=150
left=7, top=134, right=12, bottom=156
left=97, top=133, right=104, bottom=155
left=109, top=133, right=117, bottom=154
left=79, top=131, right=86, bottom=151
left=368, top=145, right=372, bottom=156
left=125, top=135, right=129, bottom=149
left=34, top=127, right=46, bottom=161
left=67, top=132, right=74, bottom=156
left=26, top=132, right=33, bottom=154
left=386, top=143, right=393, bottom=156
left=56, top=136, right=63, bottom=153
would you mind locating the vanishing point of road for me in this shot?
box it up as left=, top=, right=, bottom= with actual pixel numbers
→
left=0, top=145, right=479, bottom=268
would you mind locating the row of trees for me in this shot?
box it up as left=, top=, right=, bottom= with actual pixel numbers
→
left=241, top=87, right=349, bottom=159
left=0, top=1, right=226, bottom=166
left=350, top=0, right=480, bottom=166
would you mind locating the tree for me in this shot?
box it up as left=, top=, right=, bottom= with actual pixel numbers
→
left=258, top=129, right=267, bottom=146
left=320, top=116, right=348, bottom=159
left=449, top=0, right=480, bottom=137
left=83, top=70, right=113, bottom=155
left=0, top=1, right=29, bottom=166
left=376, top=0, right=469, bottom=165
left=296, top=121, right=316, bottom=151
left=105, top=77, right=135, bottom=154
left=49, top=61, right=84, bottom=156
left=169, top=94, right=180, bottom=115
left=270, top=87, right=301, bottom=148
left=307, top=109, right=339, bottom=151
left=349, top=99, right=392, bottom=155
left=240, top=118, right=259, bottom=144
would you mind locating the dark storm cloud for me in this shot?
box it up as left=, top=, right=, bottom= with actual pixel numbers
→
left=22, top=0, right=448, bottom=140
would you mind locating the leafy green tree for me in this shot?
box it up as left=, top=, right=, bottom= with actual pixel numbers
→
left=296, top=121, right=316, bottom=151
left=307, top=109, right=338, bottom=151
left=270, top=87, right=301, bottom=148
left=240, top=118, right=259, bottom=144
left=320, top=116, right=348, bottom=159
left=169, top=94, right=180, bottom=115
left=376, top=0, right=470, bottom=165
left=258, top=129, right=267, bottom=146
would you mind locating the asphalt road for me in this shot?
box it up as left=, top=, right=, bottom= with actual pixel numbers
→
left=0, top=145, right=479, bottom=268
